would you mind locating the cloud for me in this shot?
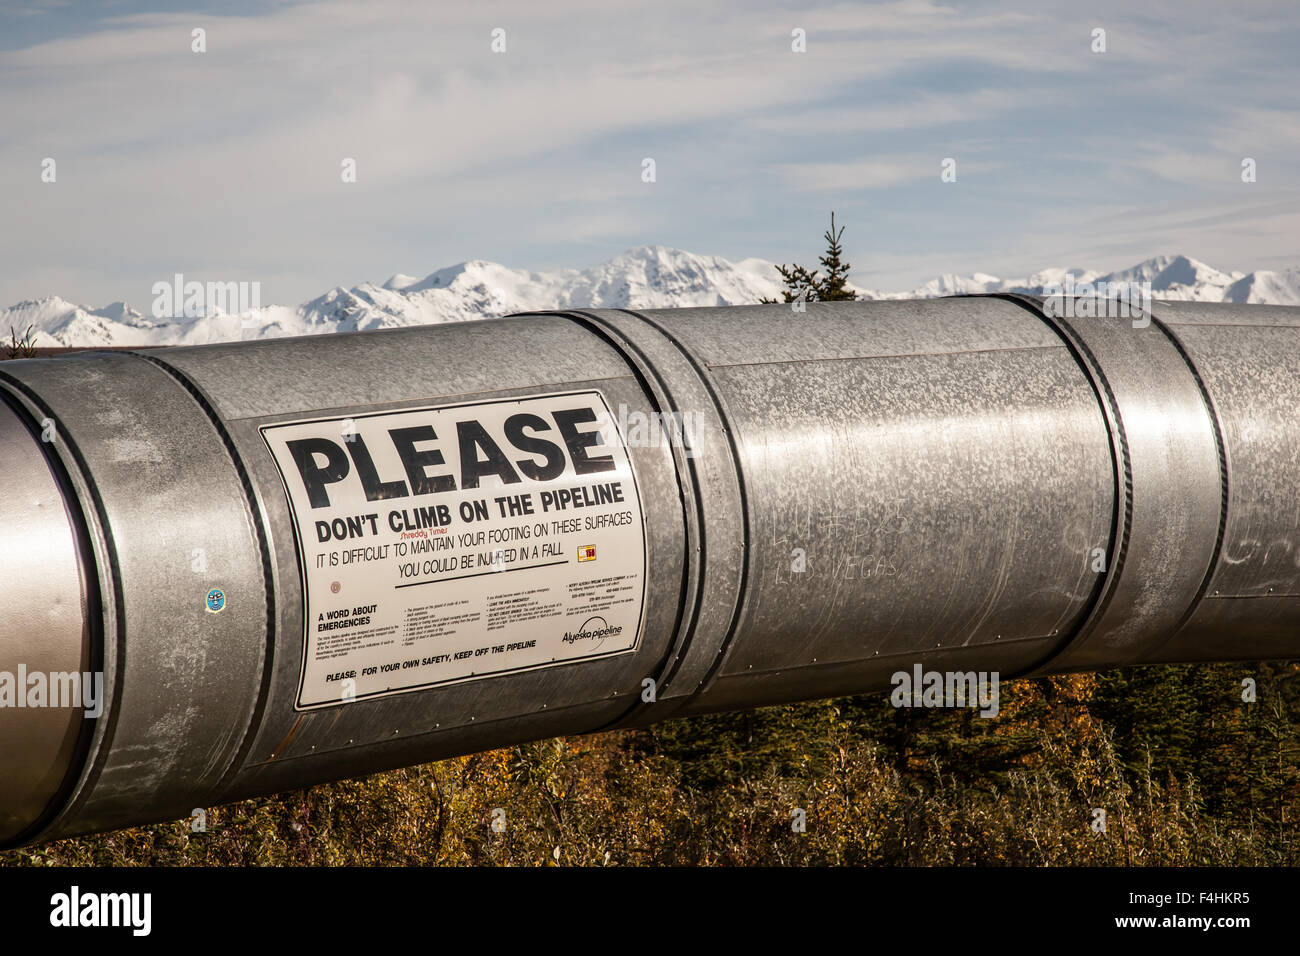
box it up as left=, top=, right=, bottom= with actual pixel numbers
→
left=0, top=0, right=1297, bottom=304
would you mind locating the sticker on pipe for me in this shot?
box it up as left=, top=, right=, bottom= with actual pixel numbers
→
left=261, top=390, right=647, bottom=710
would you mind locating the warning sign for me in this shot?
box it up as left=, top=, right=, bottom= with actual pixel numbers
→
left=260, top=390, right=647, bottom=709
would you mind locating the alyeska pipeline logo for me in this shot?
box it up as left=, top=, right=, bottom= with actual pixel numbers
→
left=562, top=616, right=622, bottom=648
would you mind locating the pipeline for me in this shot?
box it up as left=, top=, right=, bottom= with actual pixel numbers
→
left=0, top=296, right=1297, bottom=845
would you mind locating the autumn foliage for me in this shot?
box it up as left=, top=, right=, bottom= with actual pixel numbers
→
left=6, top=662, right=1297, bottom=866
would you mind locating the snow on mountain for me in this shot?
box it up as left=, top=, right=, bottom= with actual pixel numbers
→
left=889, top=255, right=1245, bottom=301
left=1222, top=268, right=1300, bottom=305
left=1015, top=267, right=1101, bottom=290
left=907, top=272, right=1007, bottom=297
left=1087, top=255, right=1243, bottom=301
left=2, top=247, right=1294, bottom=348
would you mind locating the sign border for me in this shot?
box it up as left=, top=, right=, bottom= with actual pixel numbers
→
left=259, top=388, right=650, bottom=711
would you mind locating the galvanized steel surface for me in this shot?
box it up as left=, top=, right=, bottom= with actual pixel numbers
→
left=0, top=296, right=1295, bottom=844
left=0, top=398, right=90, bottom=843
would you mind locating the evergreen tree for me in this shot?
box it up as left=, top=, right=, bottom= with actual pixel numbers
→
left=816, top=211, right=856, bottom=301
left=761, top=212, right=859, bottom=304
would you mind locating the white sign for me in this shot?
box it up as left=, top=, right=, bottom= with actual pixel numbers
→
left=261, top=390, right=647, bottom=709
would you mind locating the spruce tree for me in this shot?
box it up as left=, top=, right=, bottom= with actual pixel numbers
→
left=817, top=212, right=857, bottom=301
left=761, top=212, right=858, bottom=304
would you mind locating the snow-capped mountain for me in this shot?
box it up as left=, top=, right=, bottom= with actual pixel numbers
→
left=911, top=255, right=1297, bottom=303
left=4, top=248, right=1298, bottom=349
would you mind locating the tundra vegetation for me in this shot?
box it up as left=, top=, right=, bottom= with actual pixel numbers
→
left=2, top=664, right=1297, bottom=866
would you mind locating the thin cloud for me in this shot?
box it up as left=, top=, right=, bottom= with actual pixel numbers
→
left=0, top=0, right=1297, bottom=304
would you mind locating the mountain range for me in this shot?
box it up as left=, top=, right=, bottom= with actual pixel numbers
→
left=5, top=247, right=1299, bottom=349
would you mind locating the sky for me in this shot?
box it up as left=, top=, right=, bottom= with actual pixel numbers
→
left=1, top=0, right=1298, bottom=308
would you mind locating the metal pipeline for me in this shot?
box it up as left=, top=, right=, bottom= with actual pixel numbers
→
left=1, top=296, right=1297, bottom=845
